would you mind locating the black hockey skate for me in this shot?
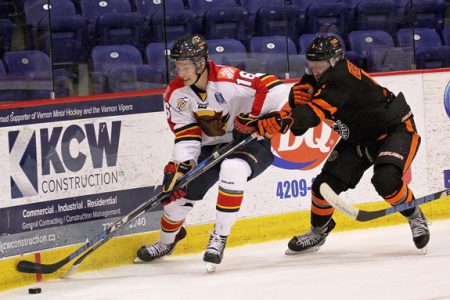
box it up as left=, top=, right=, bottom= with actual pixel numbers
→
left=286, top=219, right=336, bottom=255
left=135, top=227, right=187, bottom=263
left=203, top=232, right=227, bottom=273
left=407, top=207, right=430, bottom=252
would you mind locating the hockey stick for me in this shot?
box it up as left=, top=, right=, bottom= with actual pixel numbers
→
left=16, top=133, right=258, bottom=276
left=320, top=183, right=450, bottom=222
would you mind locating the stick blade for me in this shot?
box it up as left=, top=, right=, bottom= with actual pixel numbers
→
left=320, top=183, right=360, bottom=220
left=17, top=260, right=44, bottom=274
left=17, top=259, right=63, bottom=274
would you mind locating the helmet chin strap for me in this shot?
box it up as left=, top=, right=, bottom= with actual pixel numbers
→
left=192, top=60, right=208, bottom=87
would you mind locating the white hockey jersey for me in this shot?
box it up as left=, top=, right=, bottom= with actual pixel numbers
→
left=164, top=61, right=290, bottom=163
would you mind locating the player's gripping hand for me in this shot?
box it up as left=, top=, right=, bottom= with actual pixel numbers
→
left=289, top=81, right=314, bottom=108
left=257, top=110, right=294, bottom=139
left=233, top=113, right=258, bottom=142
left=161, top=161, right=193, bottom=205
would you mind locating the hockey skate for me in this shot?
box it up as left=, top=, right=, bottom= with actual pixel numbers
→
left=203, top=232, right=227, bottom=273
left=407, top=207, right=430, bottom=254
left=285, top=219, right=336, bottom=255
left=135, top=227, right=187, bottom=263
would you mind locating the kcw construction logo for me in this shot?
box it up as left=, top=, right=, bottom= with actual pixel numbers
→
left=8, top=121, right=121, bottom=199
left=271, top=120, right=340, bottom=171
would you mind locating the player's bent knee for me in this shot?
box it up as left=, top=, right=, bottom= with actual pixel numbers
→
left=312, top=173, right=348, bottom=196
left=219, top=158, right=252, bottom=191
left=163, top=198, right=195, bottom=221
left=371, top=164, right=403, bottom=197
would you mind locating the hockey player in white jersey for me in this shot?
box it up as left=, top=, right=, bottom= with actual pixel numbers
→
left=136, top=34, right=293, bottom=271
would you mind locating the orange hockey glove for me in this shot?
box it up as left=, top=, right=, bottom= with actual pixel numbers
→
left=289, top=81, right=314, bottom=108
left=257, top=110, right=294, bottom=138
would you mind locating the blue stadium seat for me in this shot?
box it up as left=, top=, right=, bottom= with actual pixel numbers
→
left=186, top=0, right=248, bottom=40
left=0, top=18, right=15, bottom=54
left=145, top=42, right=174, bottom=82
left=107, top=65, right=164, bottom=92
left=187, top=0, right=241, bottom=16
left=397, top=28, right=450, bottom=69
left=353, top=0, right=398, bottom=35
left=24, top=0, right=87, bottom=61
left=242, top=0, right=302, bottom=40
left=250, top=36, right=298, bottom=55
left=24, top=0, right=75, bottom=29
left=3, top=50, right=71, bottom=99
left=91, top=45, right=159, bottom=93
left=23, top=0, right=88, bottom=65
left=4, top=50, right=52, bottom=78
left=135, top=0, right=195, bottom=43
left=397, top=28, right=443, bottom=48
left=80, top=0, right=144, bottom=48
left=207, top=38, right=257, bottom=70
left=249, top=35, right=297, bottom=72
left=348, top=30, right=394, bottom=60
left=305, top=1, right=351, bottom=36
left=400, top=0, right=446, bottom=32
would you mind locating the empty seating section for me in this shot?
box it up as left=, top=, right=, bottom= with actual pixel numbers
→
left=135, top=0, right=195, bottom=43
left=80, top=0, right=144, bottom=48
left=397, top=28, right=450, bottom=69
left=2, top=50, right=71, bottom=99
left=353, top=0, right=398, bottom=35
left=91, top=44, right=162, bottom=93
left=400, top=0, right=447, bottom=32
left=1, top=0, right=449, bottom=101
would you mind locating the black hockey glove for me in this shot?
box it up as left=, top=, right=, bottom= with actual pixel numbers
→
left=233, top=113, right=258, bottom=142
left=161, top=160, right=193, bottom=205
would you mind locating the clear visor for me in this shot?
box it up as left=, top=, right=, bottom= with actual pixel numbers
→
left=169, top=59, right=197, bottom=80
left=306, top=60, right=331, bottom=80
left=306, top=60, right=331, bottom=74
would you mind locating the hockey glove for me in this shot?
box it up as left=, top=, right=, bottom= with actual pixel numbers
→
left=289, top=81, right=314, bottom=108
left=161, top=161, right=193, bottom=205
left=257, top=110, right=294, bottom=138
left=233, top=113, right=258, bottom=142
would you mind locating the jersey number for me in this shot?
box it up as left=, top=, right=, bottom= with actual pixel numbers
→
left=236, top=71, right=255, bottom=87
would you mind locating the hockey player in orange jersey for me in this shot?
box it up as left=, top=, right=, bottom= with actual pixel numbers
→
left=280, top=36, right=429, bottom=254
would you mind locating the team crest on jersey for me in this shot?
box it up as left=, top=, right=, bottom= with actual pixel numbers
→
left=331, top=120, right=350, bottom=140
left=214, top=92, right=226, bottom=104
left=217, top=67, right=236, bottom=79
left=176, top=97, right=189, bottom=111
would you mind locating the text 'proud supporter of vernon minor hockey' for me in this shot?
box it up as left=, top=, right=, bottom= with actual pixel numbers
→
left=8, top=120, right=122, bottom=198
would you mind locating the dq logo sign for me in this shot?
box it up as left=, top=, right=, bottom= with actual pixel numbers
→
left=271, top=120, right=340, bottom=170
left=445, top=81, right=450, bottom=119
left=9, top=121, right=121, bottom=198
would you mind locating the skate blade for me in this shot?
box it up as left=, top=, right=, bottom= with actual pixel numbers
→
left=205, top=262, right=217, bottom=273
left=419, top=246, right=428, bottom=255
left=133, top=257, right=156, bottom=264
left=285, top=245, right=321, bottom=256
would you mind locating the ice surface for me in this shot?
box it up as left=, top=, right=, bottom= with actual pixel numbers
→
left=2, top=219, right=450, bottom=300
